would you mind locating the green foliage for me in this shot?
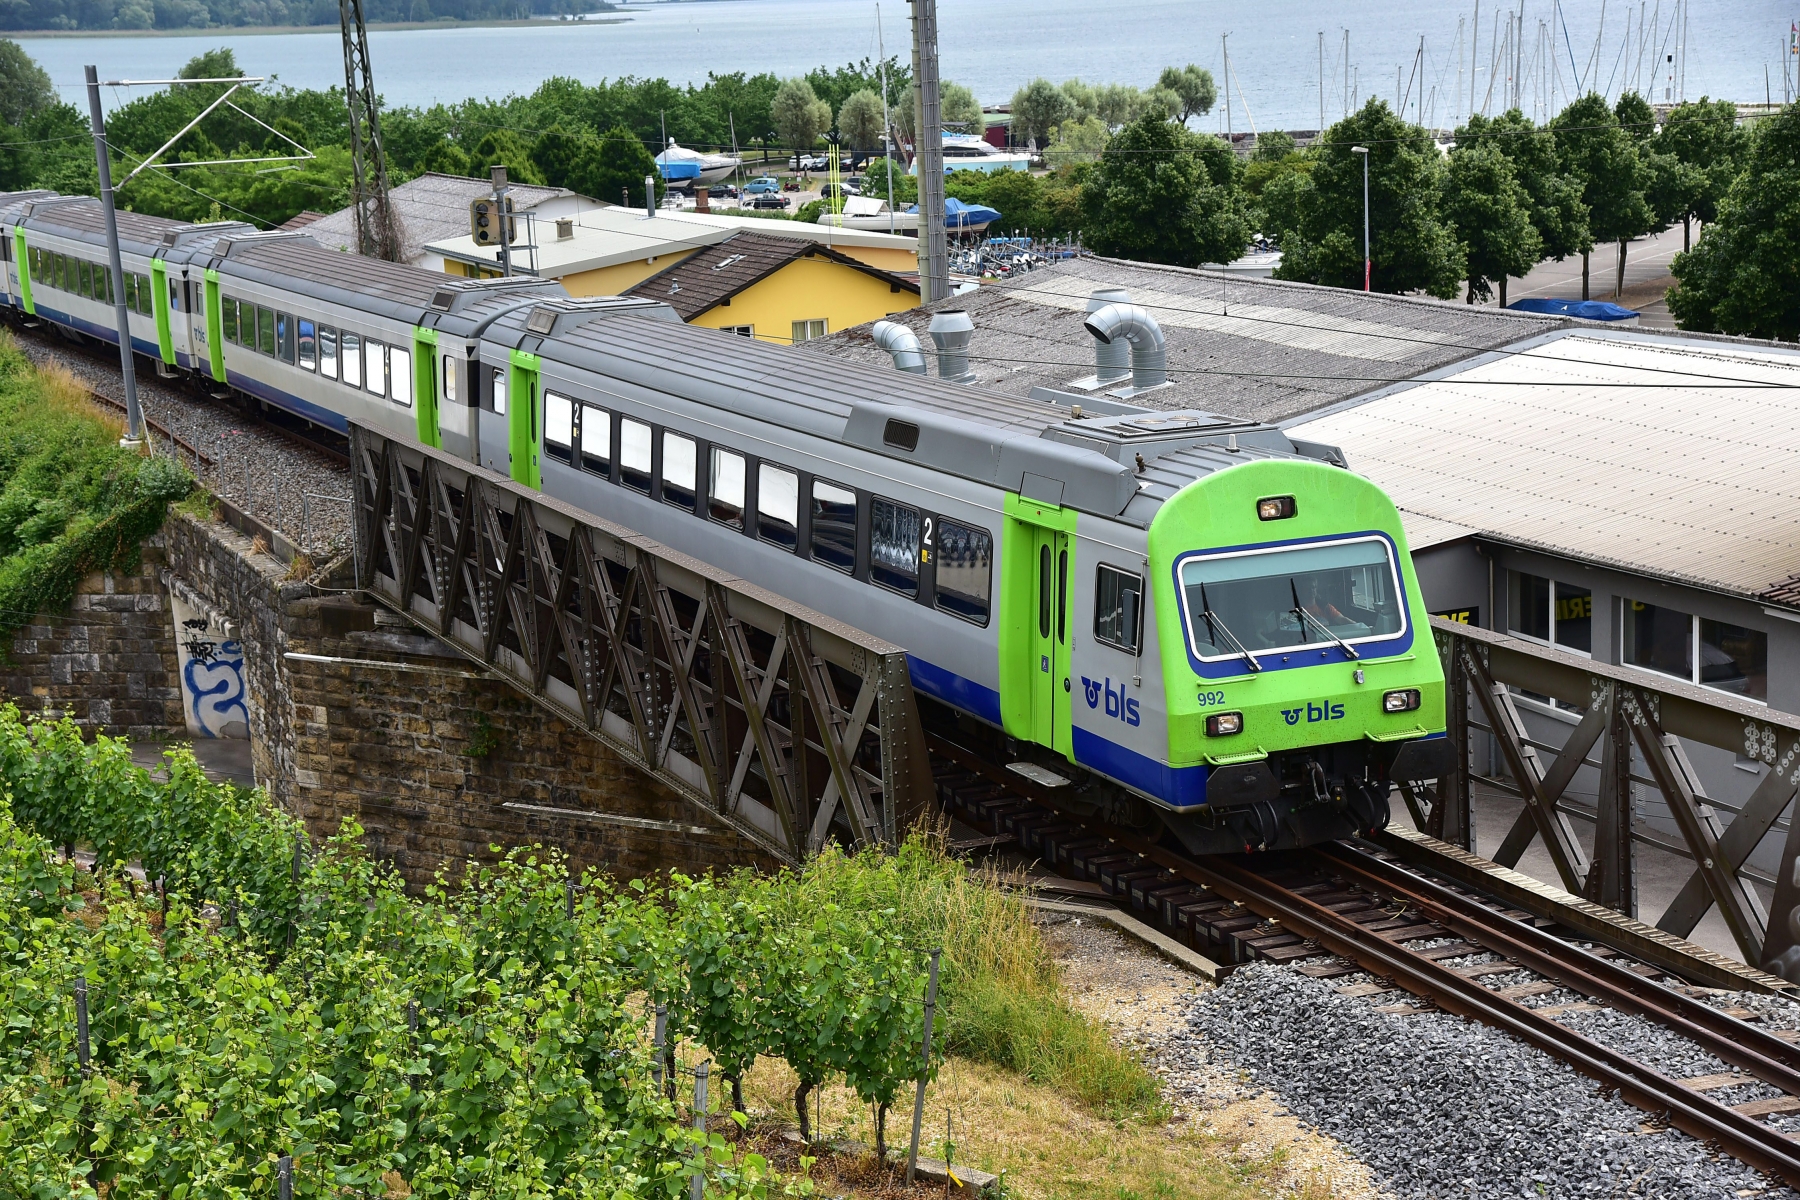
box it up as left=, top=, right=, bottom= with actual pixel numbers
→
left=1009, top=78, right=1076, bottom=146
left=1044, top=116, right=1108, bottom=171
left=1272, top=98, right=1465, bottom=298
left=834, top=89, right=884, bottom=155
left=590, top=124, right=662, bottom=208
left=801, top=56, right=910, bottom=130
left=0, top=337, right=192, bottom=649
left=1443, top=138, right=1542, bottom=303
left=1657, top=97, right=1750, bottom=227
left=471, top=128, right=544, bottom=184
left=1453, top=109, right=1590, bottom=262
left=771, top=79, right=831, bottom=156
left=893, top=80, right=982, bottom=141
left=1669, top=102, right=1800, bottom=341
left=1082, top=111, right=1247, bottom=268
left=0, top=38, right=54, bottom=125
left=1551, top=92, right=1653, bottom=246
left=1155, top=64, right=1217, bottom=125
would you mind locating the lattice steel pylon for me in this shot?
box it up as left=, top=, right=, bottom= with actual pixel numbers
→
left=339, top=0, right=404, bottom=260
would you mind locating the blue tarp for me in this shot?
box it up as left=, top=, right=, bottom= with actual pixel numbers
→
left=1507, top=298, right=1639, bottom=321
left=907, top=197, right=1003, bottom=227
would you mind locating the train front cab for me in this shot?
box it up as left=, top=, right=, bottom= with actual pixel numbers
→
left=1142, top=458, right=1453, bottom=852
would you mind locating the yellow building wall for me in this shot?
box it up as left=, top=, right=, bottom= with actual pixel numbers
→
left=556, top=251, right=701, bottom=297
left=686, top=255, right=919, bottom=344
left=830, top=244, right=919, bottom=274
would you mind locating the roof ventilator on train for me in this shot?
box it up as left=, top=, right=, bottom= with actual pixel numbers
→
left=870, top=320, right=928, bottom=375
left=1083, top=302, right=1169, bottom=396
left=927, top=309, right=978, bottom=383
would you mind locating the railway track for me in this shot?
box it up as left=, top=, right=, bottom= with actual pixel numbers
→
left=928, top=732, right=1800, bottom=1190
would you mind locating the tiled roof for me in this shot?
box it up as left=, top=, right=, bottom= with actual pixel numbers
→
left=305, top=173, right=575, bottom=263
left=623, top=232, right=917, bottom=320
left=801, top=254, right=1565, bottom=425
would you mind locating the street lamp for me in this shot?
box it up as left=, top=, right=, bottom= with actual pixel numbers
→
left=1350, top=145, right=1370, bottom=292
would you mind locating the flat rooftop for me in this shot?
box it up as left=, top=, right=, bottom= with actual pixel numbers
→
left=801, top=255, right=1567, bottom=424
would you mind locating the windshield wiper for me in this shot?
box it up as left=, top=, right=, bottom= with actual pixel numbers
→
left=1200, top=584, right=1261, bottom=673
left=1290, top=579, right=1360, bottom=661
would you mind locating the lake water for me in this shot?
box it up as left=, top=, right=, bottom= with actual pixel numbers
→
left=16, top=0, right=1792, bottom=134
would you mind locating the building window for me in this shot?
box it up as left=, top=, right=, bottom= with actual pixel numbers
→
left=710, top=447, right=744, bottom=528
left=580, top=405, right=610, bottom=475
left=869, top=497, right=920, bottom=596
left=1622, top=600, right=1767, bottom=701
left=936, top=520, right=992, bottom=625
left=791, top=319, right=827, bottom=343
left=662, top=431, right=697, bottom=511
left=1509, top=572, right=1591, bottom=654
left=544, top=392, right=574, bottom=464
left=719, top=324, right=754, bottom=338
left=1094, top=565, right=1143, bottom=652
left=757, top=463, right=798, bottom=549
left=810, top=479, right=856, bottom=572
left=619, top=418, right=652, bottom=493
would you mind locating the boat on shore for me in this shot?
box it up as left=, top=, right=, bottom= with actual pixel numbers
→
left=910, top=132, right=1034, bottom=176
left=656, top=140, right=741, bottom=188
left=815, top=196, right=919, bottom=233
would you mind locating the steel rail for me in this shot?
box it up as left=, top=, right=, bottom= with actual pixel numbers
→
left=1317, top=841, right=1800, bottom=1089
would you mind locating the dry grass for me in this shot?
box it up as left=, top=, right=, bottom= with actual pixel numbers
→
left=736, top=1051, right=1309, bottom=1200
left=284, top=551, right=315, bottom=581
left=35, top=360, right=125, bottom=441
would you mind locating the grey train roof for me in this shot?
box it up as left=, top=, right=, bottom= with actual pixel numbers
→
left=487, top=300, right=1338, bottom=522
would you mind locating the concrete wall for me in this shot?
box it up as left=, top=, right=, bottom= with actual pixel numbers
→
left=1, top=508, right=776, bottom=888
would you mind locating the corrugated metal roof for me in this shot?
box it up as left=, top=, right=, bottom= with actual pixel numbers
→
left=1285, top=331, right=1800, bottom=603
left=803, top=255, right=1565, bottom=424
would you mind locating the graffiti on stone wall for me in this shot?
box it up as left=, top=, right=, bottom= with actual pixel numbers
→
left=169, top=594, right=249, bottom=739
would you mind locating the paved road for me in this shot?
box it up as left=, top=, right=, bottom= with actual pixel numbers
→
left=1485, top=223, right=1699, bottom=330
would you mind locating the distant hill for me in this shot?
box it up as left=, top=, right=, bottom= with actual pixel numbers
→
left=2, top=0, right=614, bottom=33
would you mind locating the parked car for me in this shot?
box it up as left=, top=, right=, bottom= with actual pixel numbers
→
left=748, top=193, right=791, bottom=210
left=707, top=183, right=739, bottom=199
left=787, top=153, right=830, bottom=171
left=744, top=177, right=781, bottom=195
left=817, top=181, right=861, bottom=201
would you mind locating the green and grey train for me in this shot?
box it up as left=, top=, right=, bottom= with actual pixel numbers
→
left=1, top=191, right=1452, bottom=853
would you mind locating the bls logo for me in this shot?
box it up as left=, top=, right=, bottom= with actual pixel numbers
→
left=1281, top=700, right=1346, bottom=727
left=1080, top=677, right=1141, bottom=727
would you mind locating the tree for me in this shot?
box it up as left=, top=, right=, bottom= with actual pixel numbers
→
left=0, top=40, right=55, bottom=127
left=415, top=139, right=473, bottom=177
left=1044, top=116, right=1108, bottom=169
left=835, top=89, right=884, bottom=156
left=1273, top=98, right=1465, bottom=297
left=1657, top=97, right=1751, bottom=250
left=1551, top=92, right=1651, bottom=298
left=1094, top=83, right=1148, bottom=130
left=1442, top=140, right=1542, bottom=305
left=1010, top=78, right=1076, bottom=146
left=530, top=124, right=605, bottom=192
left=590, top=124, right=662, bottom=208
left=771, top=77, right=831, bottom=156
left=1251, top=130, right=1295, bottom=162
left=1668, top=103, right=1800, bottom=341
left=1454, top=110, right=1589, bottom=267
left=940, top=81, right=983, bottom=135
left=1081, top=111, right=1247, bottom=267
left=470, top=129, right=544, bottom=184
left=1156, top=64, right=1217, bottom=125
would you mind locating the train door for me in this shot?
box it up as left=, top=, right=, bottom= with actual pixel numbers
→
left=1002, top=492, right=1077, bottom=761
left=1027, top=525, right=1073, bottom=752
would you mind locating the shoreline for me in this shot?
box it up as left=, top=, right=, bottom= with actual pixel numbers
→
left=8, top=14, right=632, bottom=38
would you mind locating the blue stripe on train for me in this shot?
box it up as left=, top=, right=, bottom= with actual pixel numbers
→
left=1072, top=727, right=1209, bottom=808
left=907, top=655, right=1002, bottom=726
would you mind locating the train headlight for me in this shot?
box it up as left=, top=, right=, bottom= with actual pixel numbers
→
left=1256, top=495, right=1297, bottom=521
left=1205, top=712, right=1243, bottom=737
left=1382, top=689, right=1421, bottom=713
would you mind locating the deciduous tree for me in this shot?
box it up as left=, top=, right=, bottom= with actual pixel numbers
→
left=772, top=77, right=831, bottom=156
left=0, top=39, right=55, bottom=126
left=1010, top=77, right=1076, bottom=146
left=1156, top=64, right=1217, bottom=125
left=1454, top=109, right=1589, bottom=267
left=1657, top=97, right=1751, bottom=250
left=1668, top=103, right=1800, bottom=341
left=1551, top=92, right=1651, bottom=297
left=1081, top=111, right=1247, bottom=268
left=836, top=89, right=885, bottom=157
left=1442, top=139, right=1542, bottom=305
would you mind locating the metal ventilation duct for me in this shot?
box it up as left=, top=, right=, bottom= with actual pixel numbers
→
left=928, top=309, right=977, bottom=383
left=1083, top=303, right=1167, bottom=391
left=871, top=320, right=928, bottom=374
left=1087, top=288, right=1133, bottom=384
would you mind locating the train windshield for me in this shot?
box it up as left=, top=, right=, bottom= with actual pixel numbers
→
left=1178, top=536, right=1405, bottom=662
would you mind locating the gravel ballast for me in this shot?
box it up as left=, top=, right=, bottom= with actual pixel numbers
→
left=16, top=331, right=353, bottom=558
left=1187, top=961, right=1796, bottom=1198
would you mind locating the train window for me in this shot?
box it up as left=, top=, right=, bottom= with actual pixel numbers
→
left=137, top=274, right=152, bottom=315
left=100, top=266, right=113, bottom=304
left=810, top=480, right=856, bottom=573
left=125, top=272, right=138, bottom=313
left=256, top=307, right=276, bottom=356
left=757, top=464, right=798, bottom=550
left=544, top=391, right=574, bottom=465
left=441, top=355, right=456, bottom=404
left=662, top=431, right=697, bottom=511
left=935, top=521, right=992, bottom=625
left=619, top=418, right=652, bottom=493
left=319, top=327, right=339, bottom=381
left=364, top=340, right=386, bottom=397
left=78, top=260, right=91, bottom=297
left=389, top=346, right=412, bottom=406
left=580, top=405, right=610, bottom=475
left=278, top=312, right=296, bottom=364
left=298, top=320, right=317, bottom=371
left=341, top=333, right=362, bottom=388
left=221, top=296, right=237, bottom=343
left=1094, top=565, right=1143, bottom=653
left=870, top=497, right=920, bottom=596
left=709, top=447, right=744, bottom=529
left=489, top=366, right=505, bottom=414
left=1056, top=549, right=1068, bottom=644
left=53, top=254, right=66, bottom=290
